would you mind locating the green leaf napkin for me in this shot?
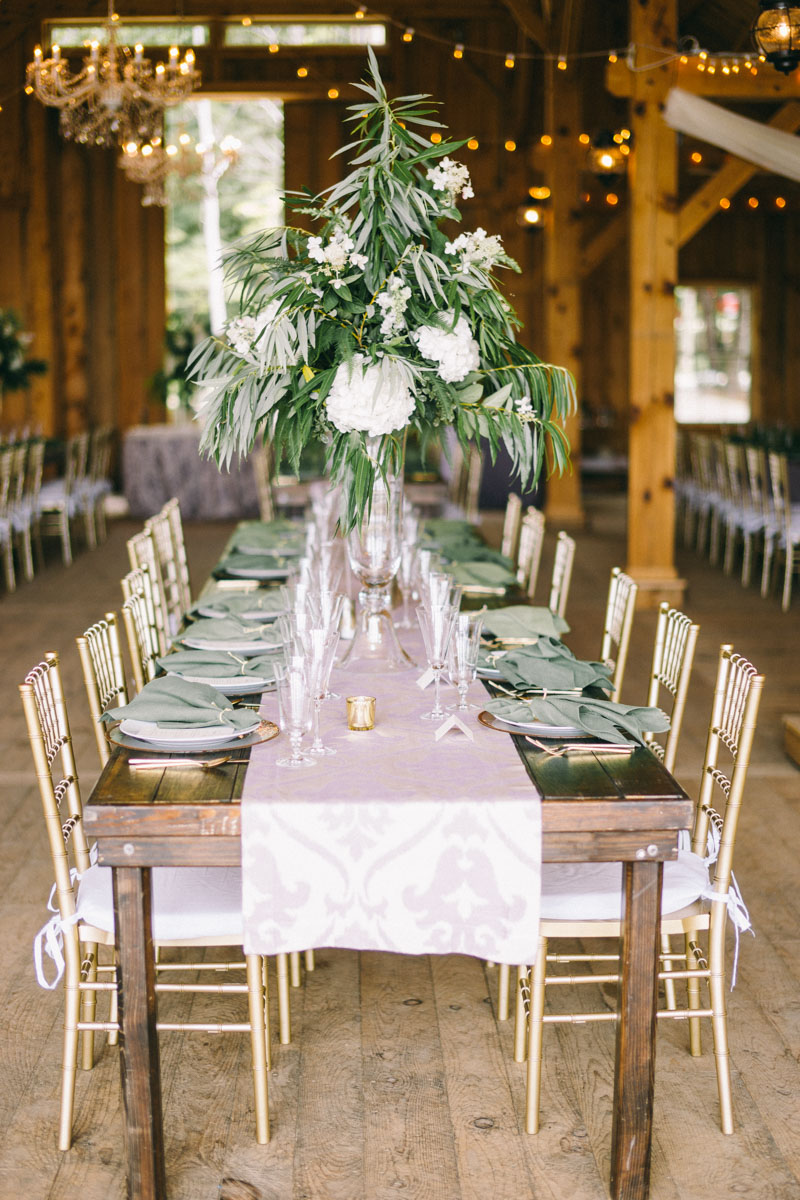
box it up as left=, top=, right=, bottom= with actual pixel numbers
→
left=482, top=605, right=570, bottom=641
left=422, top=518, right=476, bottom=540
left=175, top=616, right=283, bottom=648
left=189, top=592, right=284, bottom=621
left=157, top=649, right=280, bottom=681
left=449, top=561, right=517, bottom=591
left=103, top=676, right=256, bottom=731
left=494, top=644, right=612, bottom=692
left=484, top=694, right=670, bottom=745
left=434, top=540, right=513, bottom=567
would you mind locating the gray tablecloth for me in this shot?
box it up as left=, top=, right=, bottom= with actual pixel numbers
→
left=122, top=424, right=260, bottom=520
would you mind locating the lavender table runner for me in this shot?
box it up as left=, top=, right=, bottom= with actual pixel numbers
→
left=242, top=629, right=541, bottom=964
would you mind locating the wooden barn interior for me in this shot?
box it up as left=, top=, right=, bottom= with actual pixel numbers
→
left=0, top=1, right=799, bottom=1198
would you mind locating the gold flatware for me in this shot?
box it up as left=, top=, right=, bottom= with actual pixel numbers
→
left=128, top=755, right=251, bottom=771
left=524, top=736, right=635, bottom=756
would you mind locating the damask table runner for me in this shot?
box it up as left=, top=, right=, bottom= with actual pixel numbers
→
left=242, top=629, right=541, bottom=964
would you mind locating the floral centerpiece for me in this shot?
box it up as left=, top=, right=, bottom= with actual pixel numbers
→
left=0, top=310, right=47, bottom=395
left=190, top=50, right=574, bottom=527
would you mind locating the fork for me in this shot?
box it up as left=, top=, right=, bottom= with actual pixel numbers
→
left=128, top=755, right=251, bottom=771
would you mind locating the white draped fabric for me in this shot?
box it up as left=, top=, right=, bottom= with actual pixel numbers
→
left=663, top=87, right=800, bottom=182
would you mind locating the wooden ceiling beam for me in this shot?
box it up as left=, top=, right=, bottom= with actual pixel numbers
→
left=500, top=0, right=549, bottom=49
left=677, top=100, right=800, bottom=245
left=608, top=55, right=800, bottom=100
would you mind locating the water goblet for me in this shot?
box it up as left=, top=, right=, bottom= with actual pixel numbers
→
left=275, top=665, right=314, bottom=768
left=416, top=603, right=456, bottom=721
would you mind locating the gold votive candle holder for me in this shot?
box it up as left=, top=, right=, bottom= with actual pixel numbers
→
left=346, top=695, right=376, bottom=731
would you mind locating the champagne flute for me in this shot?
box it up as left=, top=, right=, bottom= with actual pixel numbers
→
left=306, top=627, right=340, bottom=755
left=416, top=603, right=456, bottom=721
left=275, top=664, right=314, bottom=768
left=448, top=611, right=484, bottom=711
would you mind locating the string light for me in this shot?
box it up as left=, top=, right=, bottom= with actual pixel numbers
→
left=504, top=139, right=517, bottom=151
left=719, top=197, right=731, bottom=209
left=505, top=52, right=515, bottom=69
left=355, top=5, right=367, bottom=17
left=402, top=27, right=414, bottom=43
left=467, top=137, right=479, bottom=150
left=454, top=43, right=464, bottom=60
left=608, top=53, right=618, bottom=63
left=241, top=16, right=252, bottom=27
left=328, top=87, right=339, bottom=99
left=529, top=186, right=551, bottom=199
left=268, top=43, right=279, bottom=53
left=430, top=132, right=442, bottom=144
left=776, top=195, right=787, bottom=207
left=748, top=196, right=759, bottom=208
left=690, top=151, right=703, bottom=163
left=579, top=133, right=590, bottom=145
left=557, top=55, right=567, bottom=70
left=540, top=134, right=552, bottom=146
left=606, top=192, right=619, bottom=205
left=297, top=66, right=308, bottom=78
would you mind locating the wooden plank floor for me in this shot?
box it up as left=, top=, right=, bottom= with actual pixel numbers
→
left=1, top=498, right=799, bottom=1200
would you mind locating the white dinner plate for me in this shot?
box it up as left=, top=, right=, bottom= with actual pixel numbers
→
left=224, top=564, right=290, bottom=580
left=195, top=603, right=282, bottom=622
left=120, top=717, right=261, bottom=747
left=162, top=669, right=273, bottom=695
left=180, top=635, right=282, bottom=655
left=234, top=542, right=304, bottom=557
left=477, top=710, right=584, bottom=738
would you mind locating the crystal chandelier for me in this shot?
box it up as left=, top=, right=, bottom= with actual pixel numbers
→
left=120, top=124, right=240, bottom=207
left=25, top=3, right=200, bottom=148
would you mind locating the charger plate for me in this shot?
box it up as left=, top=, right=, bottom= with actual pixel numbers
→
left=214, top=564, right=290, bottom=581
left=477, top=710, right=583, bottom=738
left=108, top=719, right=278, bottom=754
left=179, top=635, right=283, bottom=655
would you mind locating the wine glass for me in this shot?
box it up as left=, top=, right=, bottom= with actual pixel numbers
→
left=275, top=664, right=314, bottom=768
left=416, top=603, right=456, bottom=721
left=448, top=611, right=484, bottom=711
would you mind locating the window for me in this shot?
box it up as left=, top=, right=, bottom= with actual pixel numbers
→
left=224, top=20, right=386, bottom=47
left=46, top=22, right=210, bottom=47
left=674, top=285, right=753, bottom=424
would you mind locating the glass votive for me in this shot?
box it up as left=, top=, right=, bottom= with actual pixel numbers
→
left=346, top=695, right=376, bottom=731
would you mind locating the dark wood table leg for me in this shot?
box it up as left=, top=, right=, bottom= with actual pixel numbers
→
left=610, top=859, right=663, bottom=1200
left=112, top=866, right=167, bottom=1200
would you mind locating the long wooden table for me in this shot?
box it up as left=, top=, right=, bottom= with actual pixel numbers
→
left=84, top=723, right=692, bottom=1200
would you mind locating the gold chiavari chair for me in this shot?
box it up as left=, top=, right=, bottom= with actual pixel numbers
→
left=127, top=526, right=170, bottom=653
left=500, top=492, right=523, bottom=565
left=145, top=507, right=184, bottom=638
left=82, top=426, right=114, bottom=544
left=600, top=567, right=638, bottom=703
left=765, top=450, right=800, bottom=612
left=520, top=644, right=764, bottom=1137
left=643, top=602, right=700, bottom=775
left=547, top=531, right=576, bottom=619
left=516, top=508, right=546, bottom=596
left=8, top=440, right=36, bottom=583
left=0, top=445, right=16, bottom=591
left=76, top=613, right=128, bottom=767
left=163, top=496, right=193, bottom=614
left=21, top=652, right=272, bottom=1150
left=22, top=436, right=45, bottom=570
left=120, top=568, right=160, bottom=692
left=38, top=431, right=91, bottom=566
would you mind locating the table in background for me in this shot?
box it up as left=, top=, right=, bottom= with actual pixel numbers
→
left=122, top=424, right=260, bottom=520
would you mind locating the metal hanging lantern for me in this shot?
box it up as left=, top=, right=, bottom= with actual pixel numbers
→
left=587, top=131, right=627, bottom=183
left=752, top=0, right=800, bottom=74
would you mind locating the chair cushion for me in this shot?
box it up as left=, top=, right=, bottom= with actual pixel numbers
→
left=539, top=851, right=708, bottom=922
left=77, top=864, right=244, bottom=942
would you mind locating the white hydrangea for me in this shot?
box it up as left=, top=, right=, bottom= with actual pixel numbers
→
left=325, top=354, right=415, bottom=437
left=445, top=227, right=505, bottom=272
left=426, top=157, right=474, bottom=206
left=375, top=276, right=412, bottom=336
left=307, top=230, right=367, bottom=274
left=226, top=315, right=259, bottom=357
left=515, top=394, right=533, bottom=417
left=412, top=313, right=480, bottom=383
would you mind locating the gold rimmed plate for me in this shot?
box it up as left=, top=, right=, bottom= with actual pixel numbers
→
left=477, top=710, right=583, bottom=738
left=107, top=719, right=279, bottom=755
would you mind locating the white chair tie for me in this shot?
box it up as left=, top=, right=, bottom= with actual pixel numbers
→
left=33, top=847, right=98, bottom=990
left=699, top=820, right=753, bottom=989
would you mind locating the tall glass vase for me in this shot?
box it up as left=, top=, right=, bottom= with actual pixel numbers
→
left=339, top=438, right=415, bottom=672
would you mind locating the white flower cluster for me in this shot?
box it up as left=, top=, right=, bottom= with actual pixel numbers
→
left=226, top=301, right=298, bottom=367
left=307, top=230, right=368, bottom=274
left=375, top=276, right=412, bottom=336
left=412, top=312, right=480, bottom=384
left=426, top=157, right=474, bottom=206
left=325, top=354, right=415, bottom=437
left=515, top=394, right=533, bottom=417
left=445, top=227, right=505, bottom=272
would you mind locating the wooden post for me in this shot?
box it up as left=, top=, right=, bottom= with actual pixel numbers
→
left=542, top=65, right=584, bottom=526
left=626, top=1, right=686, bottom=607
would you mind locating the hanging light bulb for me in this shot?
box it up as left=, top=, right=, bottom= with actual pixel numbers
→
left=752, top=1, right=800, bottom=73
left=587, top=130, right=627, bottom=182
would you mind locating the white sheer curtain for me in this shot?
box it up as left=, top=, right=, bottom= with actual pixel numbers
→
left=663, top=87, right=800, bottom=182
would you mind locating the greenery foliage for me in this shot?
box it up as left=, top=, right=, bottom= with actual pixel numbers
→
left=0, top=310, right=47, bottom=393
left=190, top=50, right=575, bottom=526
